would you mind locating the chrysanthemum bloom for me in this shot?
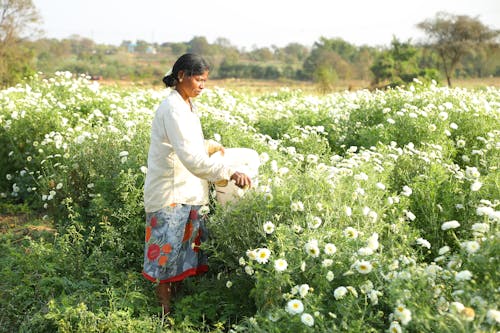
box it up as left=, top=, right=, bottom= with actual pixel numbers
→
left=455, top=270, right=473, bottom=282
left=355, top=260, right=373, bottom=274
left=274, top=259, right=288, bottom=272
left=486, top=309, right=500, bottom=324
left=256, top=248, right=271, bottom=264
left=291, top=201, right=304, bottom=212
left=465, top=166, right=480, bottom=179
left=441, top=220, right=460, bottom=230
left=301, top=313, right=314, bottom=326
left=244, top=265, right=254, bottom=275
left=299, top=284, right=310, bottom=298
left=263, top=221, right=275, bottom=234
left=304, top=239, right=320, bottom=257
left=326, top=271, right=334, bottom=281
left=226, top=280, right=233, bottom=288
left=416, top=238, right=431, bottom=249
left=470, top=181, right=482, bottom=192
left=308, top=216, right=322, bottom=229
left=394, top=305, right=412, bottom=325
left=343, top=227, right=358, bottom=239
left=324, top=243, right=337, bottom=255
left=246, top=249, right=257, bottom=261
left=471, top=223, right=489, bottom=233
left=461, top=241, right=480, bottom=254
left=286, top=299, right=304, bottom=315
left=367, top=233, right=379, bottom=250
left=389, top=321, right=402, bottom=333
left=334, top=286, right=348, bottom=300
left=401, top=185, right=412, bottom=197
left=322, top=259, right=333, bottom=267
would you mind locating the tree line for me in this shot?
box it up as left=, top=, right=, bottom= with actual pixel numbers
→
left=1, top=0, right=499, bottom=89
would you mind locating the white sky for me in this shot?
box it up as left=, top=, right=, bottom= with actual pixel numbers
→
left=33, top=0, right=500, bottom=49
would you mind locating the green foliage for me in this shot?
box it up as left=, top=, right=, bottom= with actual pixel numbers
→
left=1, top=74, right=499, bottom=332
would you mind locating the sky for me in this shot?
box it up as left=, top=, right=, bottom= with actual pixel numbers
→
left=33, top=0, right=500, bottom=49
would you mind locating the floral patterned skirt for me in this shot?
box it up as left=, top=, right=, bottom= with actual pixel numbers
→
left=142, top=204, right=208, bottom=284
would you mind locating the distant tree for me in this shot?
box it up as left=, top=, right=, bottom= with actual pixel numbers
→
left=371, top=37, right=439, bottom=87
left=417, top=12, right=499, bottom=86
left=0, top=0, right=42, bottom=86
left=303, top=37, right=357, bottom=82
left=188, top=36, right=212, bottom=55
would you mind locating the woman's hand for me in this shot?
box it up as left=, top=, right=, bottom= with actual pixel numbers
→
left=230, top=171, right=252, bottom=189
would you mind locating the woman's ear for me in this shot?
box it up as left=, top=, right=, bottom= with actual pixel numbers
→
left=178, top=70, right=185, bottom=82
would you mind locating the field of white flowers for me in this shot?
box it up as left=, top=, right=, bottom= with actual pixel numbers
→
left=0, top=72, right=499, bottom=332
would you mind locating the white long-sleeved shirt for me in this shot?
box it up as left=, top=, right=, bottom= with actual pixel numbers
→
left=143, top=89, right=234, bottom=213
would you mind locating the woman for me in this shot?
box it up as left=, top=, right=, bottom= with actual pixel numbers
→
left=142, top=53, right=251, bottom=315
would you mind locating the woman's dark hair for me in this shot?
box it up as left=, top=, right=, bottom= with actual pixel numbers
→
left=162, top=53, right=210, bottom=87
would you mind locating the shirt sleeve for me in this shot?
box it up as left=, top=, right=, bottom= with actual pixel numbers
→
left=162, top=105, right=234, bottom=182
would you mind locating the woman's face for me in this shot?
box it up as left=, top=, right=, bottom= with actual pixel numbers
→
left=177, top=70, right=209, bottom=99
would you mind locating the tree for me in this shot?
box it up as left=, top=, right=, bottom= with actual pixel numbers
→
left=0, top=0, right=42, bottom=86
left=417, top=12, right=499, bottom=86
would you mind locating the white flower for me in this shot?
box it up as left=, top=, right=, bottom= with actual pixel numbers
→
left=370, top=291, right=382, bottom=307
left=326, top=271, right=334, bottom=281
left=246, top=249, right=257, bottom=261
left=140, top=166, right=148, bottom=174
left=345, top=206, right=352, bottom=217
left=274, top=259, right=288, bottom=272
left=486, top=309, right=500, bottom=324
left=199, top=205, right=210, bottom=215
left=324, top=243, right=337, bottom=255
left=441, top=220, right=460, bottom=230
left=256, top=248, right=271, bottom=264
left=355, top=260, right=373, bottom=274
left=394, top=305, right=412, bottom=325
left=456, top=139, right=466, bottom=148
left=416, top=238, right=431, bottom=249
left=119, top=150, right=129, bottom=157
left=291, top=201, right=304, bottom=212
left=461, top=241, right=480, bottom=254
left=286, top=299, right=304, bottom=315
left=367, top=233, right=379, bottom=251
left=239, top=257, right=246, bottom=266
left=376, top=182, right=386, bottom=190
left=322, top=259, right=333, bottom=267
left=470, top=181, right=482, bottom=192
left=471, top=223, right=489, bottom=233
left=308, top=216, right=322, bottom=229
left=389, top=321, right=402, bottom=333
left=465, top=166, right=480, bottom=179
left=455, top=270, right=473, bottom=282
left=428, top=123, right=437, bottom=132
left=334, top=286, right=348, bottom=300
left=450, top=301, right=465, bottom=313
left=300, top=313, right=314, bottom=327
left=263, top=221, right=275, bottom=234
left=343, top=227, right=358, bottom=239
left=401, top=185, right=412, bottom=196
left=438, top=111, right=448, bottom=121
left=299, top=284, right=310, bottom=298
left=304, top=239, right=320, bottom=257
left=226, top=280, right=233, bottom=288
left=405, top=210, right=416, bottom=221
left=438, top=246, right=450, bottom=255
left=244, top=265, right=254, bottom=275
left=358, top=247, right=374, bottom=256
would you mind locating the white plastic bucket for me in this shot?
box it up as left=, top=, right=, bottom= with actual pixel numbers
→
left=211, top=148, right=260, bottom=205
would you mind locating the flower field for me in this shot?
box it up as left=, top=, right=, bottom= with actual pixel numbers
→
left=0, top=72, right=499, bottom=332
